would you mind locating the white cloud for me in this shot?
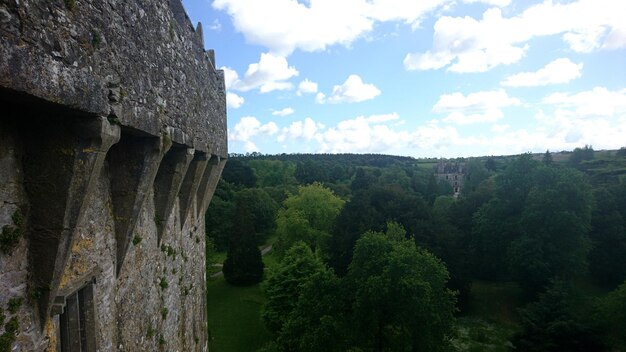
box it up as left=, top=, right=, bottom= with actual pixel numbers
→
left=462, top=0, right=511, bottom=6
left=213, top=0, right=450, bottom=55
left=501, top=58, right=583, bottom=87
left=226, top=92, right=245, bottom=109
left=223, top=53, right=299, bottom=93
left=405, top=0, right=626, bottom=73
left=209, top=19, right=222, bottom=31
left=278, top=117, right=323, bottom=142
left=365, top=113, right=400, bottom=123
left=243, top=141, right=259, bottom=153
left=272, top=107, right=295, bottom=116
left=297, top=79, right=318, bottom=95
left=315, top=92, right=326, bottom=104
left=230, top=116, right=278, bottom=142
left=321, top=75, right=381, bottom=104
left=542, top=87, right=626, bottom=118
left=433, top=90, right=521, bottom=124
left=491, top=124, right=510, bottom=133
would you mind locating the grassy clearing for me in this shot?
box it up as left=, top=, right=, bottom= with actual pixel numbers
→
left=206, top=245, right=281, bottom=352
left=207, top=278, right=271, bottom=352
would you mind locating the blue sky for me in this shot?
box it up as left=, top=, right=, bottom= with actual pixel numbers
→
left=182, top=0, right=626, bottom=158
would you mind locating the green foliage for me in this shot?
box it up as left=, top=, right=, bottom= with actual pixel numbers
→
left=91, top=30, right=101, bottom=48
left=247, top=159, right=297, bottom=187
left=569, top=145, right=594, bottom=167
left=223, top=200, right=264, bottom=286
left=1, top=210, right=25, bottom=255
left=132, top=235, right=142, bottom=246
left=0, top=308, right=4, bottom=327
left=161, top=244, right=176, bottom=258
left=513, top=280, right=605, bottom=351
left=160, top=307, right=168, bottom=320
left=330, top=184, right=432, bottom=276
left=346, top=232, right=457, bottom=351
left=159, top=277, right=168, bottom=290
left=63, top=0, right=76, bottom=10
left=235, top=188, right=278, bottom=244
left=588, top=183, right=626, bottom=287
left=262, top=242, right=328, bottom=333
left=542, top=150, right=553, bottom=165
left=594, top=280, right=626, bottom=349
left=463, top=158, right=491, bottom=194
left=274, top=183, right=344, bottom=256
left=221, top=159, right=257, bottom=187
left=205, top=193, right=235, bottom=251
left=263, top=228, right=457, bottom=352
left=7, top=298, right=22, bottom=315
left=147, top=324, right=155, bottom=339
left=1, top=317, right=19, bottom=350
left=510, top=166, right=592, bottom=294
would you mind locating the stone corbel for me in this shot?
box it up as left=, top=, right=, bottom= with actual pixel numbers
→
left=153, top=146, right=194, bottom=243
left=23, top=116, right=120, bottom=327
left=178, top=152, right=209, bottom=231
left=108, top=134, right=171, bottom=276
left=196, top=155, right=227, bottom=218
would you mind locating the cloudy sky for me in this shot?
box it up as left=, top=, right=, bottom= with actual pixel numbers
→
left=183, top=0, right=626, bottom=157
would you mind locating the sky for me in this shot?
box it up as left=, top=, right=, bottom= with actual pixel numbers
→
left=182, top=0, right=626, bottom=158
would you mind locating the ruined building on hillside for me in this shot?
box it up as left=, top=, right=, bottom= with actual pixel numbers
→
left=0, top=0, right=227, bottom=350
left=435, top=161, right=465, bottom=197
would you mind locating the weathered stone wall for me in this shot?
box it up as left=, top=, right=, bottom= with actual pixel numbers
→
left=0, top=0, right=227, bottom=350
left=0, top=0, right=226, bottom=156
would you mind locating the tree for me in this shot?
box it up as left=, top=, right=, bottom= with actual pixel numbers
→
left=594, top=280, right=626, bottom=349
left=569, top=145, right=594, bottom=167
left=345, top=231, right=457, bottom=351
left=514, top=280, right=605, bottom=351
left=510, top=166, right=592, bottom=294
left=223, top=200, right=264, bottom=285
left=330, top=184, right=433, bottom=276
left=220, top=159, right=256, bottom=187
left=588, top=184, right=626, bottom=287
left=234, top=188, right=278, bottom=244
left=204, top=195, right=234, bottom=251
left=263, top=227, right=457, bottom=352
left=274, top=183, right=344, bottom=256
left=262, top=242, right=329, bottom=333
left=542, top=150, right=553, bottom=165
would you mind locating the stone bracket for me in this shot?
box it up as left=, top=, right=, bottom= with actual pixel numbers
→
left=196, top=156, right=226, bottom=218
left=22, top=116, right=120, bottom=327
left=153, top=146, right=194, bottom=243
left=108, top=134, right=171, bottom=276
left=178, top=152, right=208, bottom=231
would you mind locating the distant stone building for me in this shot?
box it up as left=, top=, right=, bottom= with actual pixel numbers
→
left=0, top=0, right=226, bottom=350
left=435, top=161, right=465, bottom=197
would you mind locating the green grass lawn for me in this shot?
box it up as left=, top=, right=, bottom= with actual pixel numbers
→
left=206, top=247, right=280, bottom=352
left=207, top=278, right=272, bottom=352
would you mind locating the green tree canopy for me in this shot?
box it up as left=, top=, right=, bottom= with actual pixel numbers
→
left=274, top=183, right=344, bottom=256
left=222, top=200, right=264, bottom=286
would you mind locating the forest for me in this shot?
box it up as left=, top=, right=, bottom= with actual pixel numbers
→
left=205, top=146, right=626, bottom=351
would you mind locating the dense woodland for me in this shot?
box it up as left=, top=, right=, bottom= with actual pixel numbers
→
left=206, top=147, right=626, bottom=351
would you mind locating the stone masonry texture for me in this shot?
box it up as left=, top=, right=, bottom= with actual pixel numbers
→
left=0, top=0, right=227, bottom=350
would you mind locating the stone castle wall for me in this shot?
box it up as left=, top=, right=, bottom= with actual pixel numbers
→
left=0, top=0, right=226, bottom=350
